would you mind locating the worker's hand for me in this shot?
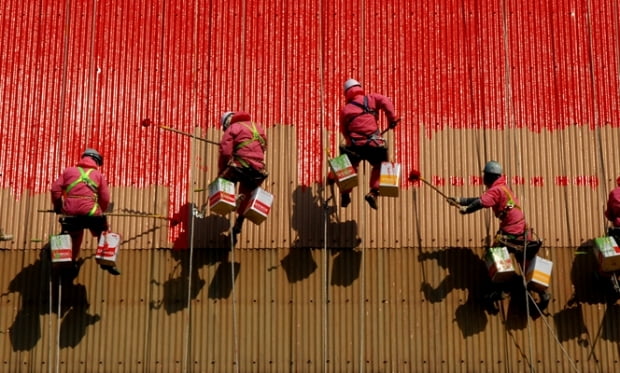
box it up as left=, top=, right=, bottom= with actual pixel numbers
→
left=389, top=118, right=400, bottom=129
left=447, top=197, right=460, bottom=207
left=459, top=206, right=468, bottom=215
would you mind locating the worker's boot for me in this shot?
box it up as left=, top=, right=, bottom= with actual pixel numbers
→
left=364, top=189, right=379, bottom=210
left=100, top=264, right=121, bottom=276
left=340, top=193, right=351, bottom=208
left=230, top=217, right=244, bottom=247
left=537, top=290, right=551, bottom=311
left=61, top=260, right=82, bottom=282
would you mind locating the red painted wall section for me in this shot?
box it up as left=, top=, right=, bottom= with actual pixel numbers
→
left=1, top=0, right=619, bottom=233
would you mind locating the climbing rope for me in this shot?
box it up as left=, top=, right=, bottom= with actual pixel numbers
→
left=182, top=0, right=198, bottom=372
left=357, top=4, right=366, bottom=371
left=499, top=1, right=537, bottom=370
left=585, top=0, right=610, bottom=233
left=526, top=289, right=581, bottom=373
left=229, top=216, right=240, bottom=373
left=317, top=2, right=329, bottom=369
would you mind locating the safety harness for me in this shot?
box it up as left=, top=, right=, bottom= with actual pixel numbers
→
left=233, top=122, right=266, bottom=168
left=346, top=96, right=385, bottom=147
left=64, top=167, right=99, bottom=216
left=498, top=185, right=522, bottom=220
left=348, top=96, right=378, bottom=119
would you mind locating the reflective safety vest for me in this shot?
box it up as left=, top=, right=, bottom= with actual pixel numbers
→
left=64, top=167, right=99, bottom=216
left=234, top=122, right=266, bottom=168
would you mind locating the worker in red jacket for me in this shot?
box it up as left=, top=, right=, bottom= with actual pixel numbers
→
left=218, top=111, right=268, bottom=245
left=51, top=148, right=120, bottom=276
left=605, top=177, right=620, bottom=228
left=338, top=79, right=399, bottom=210
left=449, top=161, right=550, bottom=314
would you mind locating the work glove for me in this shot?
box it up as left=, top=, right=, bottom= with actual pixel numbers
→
left=447, top=197, right=460, bottom=207
left=459, top=206, right=468, bottom=215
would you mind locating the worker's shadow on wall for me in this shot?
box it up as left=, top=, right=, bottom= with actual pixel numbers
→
left=418, top=247, right=492, bottom=337
left=154, top=248, right=238, bottom=314
left=552, top=240, right=620, bottom=348
left=6, top=247, right=100, bottom=351
left=566, top=239, right=619, bottom=305
left=155, top=204, right=238, bottom=314
left=281, top=185, right=361, bottom=285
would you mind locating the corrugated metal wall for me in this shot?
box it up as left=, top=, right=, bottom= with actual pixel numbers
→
left=2, top=0, right=620, bottom=372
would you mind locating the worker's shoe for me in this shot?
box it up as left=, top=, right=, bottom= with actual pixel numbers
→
left=364, top=190, right=379, bottom=210
left=100, top=264, right=121, bottom=276
left=60, top=260, right=81, bottom=282
left=0, top=232, right=13, bottom=241
left=230, top=223, right=243, bottom=247
left=481, top=291, right=503, bottom=315
left=340, top=193, right=351, bottom=208
left=537, top=291, right=551, bottom=311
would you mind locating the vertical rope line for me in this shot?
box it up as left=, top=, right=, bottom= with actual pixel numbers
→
left=316, top=0, right=328, bottom=370
left=468, top=1, right=491, bottom=243
left=358, top=1, right=366, bottom=371
left=238, top=0, right=246, bottom=105
left=229, top=1, right=247, bottom=370
left=44, top=0, right=56, bottom=370
left=584, top=0, right=607, bottom=232
left=500, top=1, right=534, bottom=370
left=53, top=1, right=73, bottom=371
left=47, top=270, right=53, bottom=373
left=615, top=0, right=620, bottom=101
left=55, top=282, right=62, bottom=373
left=56, top=0, right=72, bottom=178
left=86, top=0, right=98, bottom=138
left=229, top=216, right=239, bottom=373
left=181, top=1, right=201, bottom=371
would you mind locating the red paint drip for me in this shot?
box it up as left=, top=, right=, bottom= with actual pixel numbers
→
left=574, top=176, right=587, bottom=186
left=432, top=176, right=445, bottom=186
left=470, top=176, right=483, bottom=185
left=450, top=176, right=464, bottom=186
left=587, top=176, right=599, bottom=188
left=530, top=177, right=544, bottom=187
left=555, top=176, right=570, bottom=186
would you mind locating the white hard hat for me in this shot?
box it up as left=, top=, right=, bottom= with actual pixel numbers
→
left=220, top=111, right=234, bottom=130
left=343, top=79, right=361, bottom=93
left=483, top=161, right=503, bottom=175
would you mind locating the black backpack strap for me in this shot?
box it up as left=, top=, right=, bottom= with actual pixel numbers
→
left=348, top=96, right=378, bottom=117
